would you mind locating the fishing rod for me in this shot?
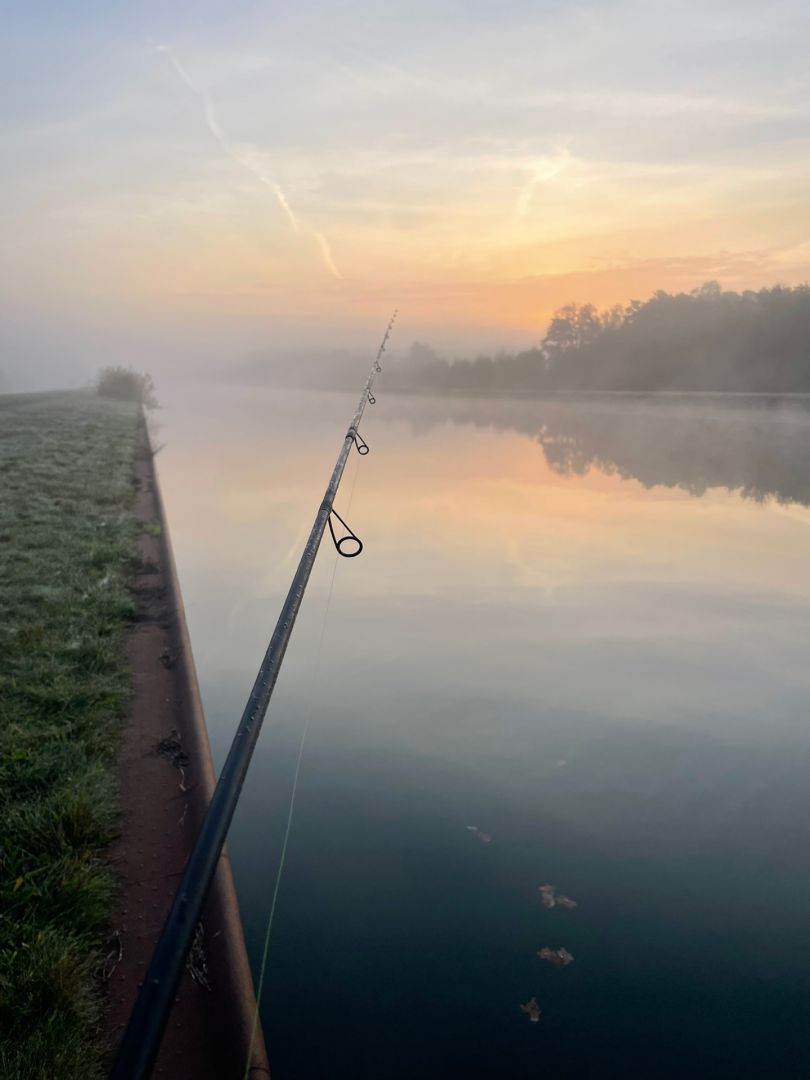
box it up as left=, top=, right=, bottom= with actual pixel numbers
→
left=110, top=312, right=397, bottom=1080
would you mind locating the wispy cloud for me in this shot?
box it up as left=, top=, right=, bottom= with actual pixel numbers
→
left=155, top=43, right=341, bottom=275
left=312, top=230, right=341, bottom=279
left=515, top=149, right=574, bottom=217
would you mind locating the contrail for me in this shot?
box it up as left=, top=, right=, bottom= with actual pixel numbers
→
left=516, top=149, right=572, bottom=217
left=268, top=181, right=300, bottom=234
left=155, top=46, right=229, bottom=156
left=156, top=43, right=341, bottom=273
left=313, top=230, right=342, bottom=280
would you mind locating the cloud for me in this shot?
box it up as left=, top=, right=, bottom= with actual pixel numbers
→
left=312, top=230, right=342, bottom=280
left=516, top=149, right=574, bottom=217
left=155, top=43, right=342, bottom=275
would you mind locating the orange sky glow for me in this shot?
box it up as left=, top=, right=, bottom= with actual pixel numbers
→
left=3, top=1, right=810, bottom=380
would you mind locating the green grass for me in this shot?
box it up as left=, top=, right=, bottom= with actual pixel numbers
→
left=0, top=391, right=140, bottom=1079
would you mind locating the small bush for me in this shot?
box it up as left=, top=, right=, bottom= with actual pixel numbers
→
left=96, top=367, right=158, bottom=409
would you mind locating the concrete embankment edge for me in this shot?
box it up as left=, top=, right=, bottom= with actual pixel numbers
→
left=105, top=416, right=270, bottom=1078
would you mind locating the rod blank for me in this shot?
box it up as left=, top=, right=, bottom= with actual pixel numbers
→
left=110, top=312, right=396, bottom=1080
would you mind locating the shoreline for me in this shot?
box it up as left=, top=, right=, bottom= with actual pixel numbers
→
left=105, top=414, right=270, bottom=1078
left=199, top=378, right=810, bottom=404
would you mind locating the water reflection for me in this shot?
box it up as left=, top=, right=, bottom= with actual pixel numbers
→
left=156, top=383, right=810, bottom=1080
left=385, top=394, right=810, bottom=505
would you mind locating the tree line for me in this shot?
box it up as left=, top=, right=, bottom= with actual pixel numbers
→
left=389, top=282, right=810, bottom=394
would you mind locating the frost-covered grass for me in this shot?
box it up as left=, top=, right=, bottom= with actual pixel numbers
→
left=0, top=391, right=140, bottom=1079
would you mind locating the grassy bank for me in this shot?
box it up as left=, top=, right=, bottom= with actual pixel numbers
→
left=0, top=391, right=140, bottom=1078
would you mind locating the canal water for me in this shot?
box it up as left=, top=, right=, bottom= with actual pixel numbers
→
left=157, top=386, right=810, bottom=1079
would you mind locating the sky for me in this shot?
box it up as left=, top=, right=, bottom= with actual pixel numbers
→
left=2, top=0, right=809, bottom=387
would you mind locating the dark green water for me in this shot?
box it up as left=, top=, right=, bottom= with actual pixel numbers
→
left=160, top=387, right=810, bottom=1078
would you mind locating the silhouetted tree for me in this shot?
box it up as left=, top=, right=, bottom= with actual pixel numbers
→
left=395, top=283, right=810, bottom=395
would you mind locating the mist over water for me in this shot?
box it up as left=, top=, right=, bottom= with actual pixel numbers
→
left=5, top=3, right=810, bottom=1074
left=157, top=384, right=810, bottom=1079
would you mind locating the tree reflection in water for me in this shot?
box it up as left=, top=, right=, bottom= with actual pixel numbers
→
left=386, top=394, right=810, bottom=506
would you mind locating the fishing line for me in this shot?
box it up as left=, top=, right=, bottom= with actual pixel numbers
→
left=344, top=426, right=364, bottom=517
left=111, top=313, right=396, bottom=1080
left=243, top=421, right=365, bottom=1077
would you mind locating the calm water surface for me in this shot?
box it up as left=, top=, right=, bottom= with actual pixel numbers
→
left=157, top=386, right=810, bottom=1079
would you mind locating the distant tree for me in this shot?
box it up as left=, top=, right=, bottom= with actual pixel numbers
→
left=386, top=282, right=810, bottom=396
left=691, top=280, right=723, bottom=299
left=407, top=341, right=442, bottom=367
left=96, top=366, right=158, bottom=408
left=543, top=303, right=603, bottom=353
